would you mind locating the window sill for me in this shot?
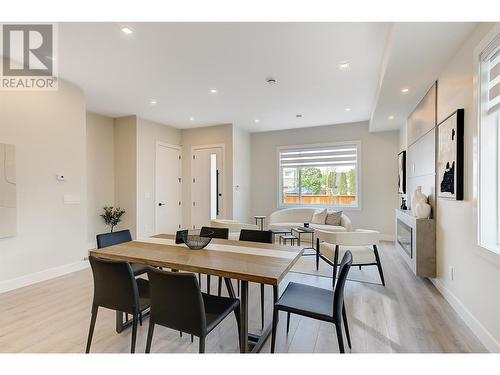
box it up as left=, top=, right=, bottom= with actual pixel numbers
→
left=278, top=203, right=362, bottom=211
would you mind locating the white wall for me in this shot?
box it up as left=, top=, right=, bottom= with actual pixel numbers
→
left=251, top=121, right=400, bottom=237
left=136, top=117, right=181, bottom=238
left=113, top=116, right=137, bottom=237
left=181, top=124, right=234, bottom=227
left=430, top=23, right=500, bottom=352
left=0, top=80, right=88, bottom=291
left=232, top=126, right=252, bottom=223
left=86, top=112, right=114, bottom=248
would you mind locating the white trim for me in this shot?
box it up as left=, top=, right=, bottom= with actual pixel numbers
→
left=190, top=144, right=226, bottom=228
left=276, top=140, right=362, bottom=210
left=155, top=141, right=183, bottom=234
left=475, top=25, right=500, bottom=254
left=430, top=277, right=500, bottom=353
left=0, top=260, right=89, bottom=294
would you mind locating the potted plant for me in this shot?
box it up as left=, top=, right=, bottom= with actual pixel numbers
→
left=100, top=206, right=126, bottom=232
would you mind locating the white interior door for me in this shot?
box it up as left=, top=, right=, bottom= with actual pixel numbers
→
left=155, top=143, right=182, bottom=234
left=191, top=146, right=224, bottom=229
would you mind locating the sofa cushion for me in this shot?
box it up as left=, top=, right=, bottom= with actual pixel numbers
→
left=309, top=224, right=347, bottom=232
left=325, top=210, right=342, bottom=226
left=320, top=243, right=376, bottom=265
left=311, top=208, right=327, bottom=224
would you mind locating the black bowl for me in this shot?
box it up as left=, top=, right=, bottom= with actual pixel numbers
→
left=181, top=229, right=213, bottom=250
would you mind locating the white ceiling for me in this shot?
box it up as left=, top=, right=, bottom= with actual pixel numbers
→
left=57, top=22, right=476, bottom=133
left=369, top=22, right=477, bottom=132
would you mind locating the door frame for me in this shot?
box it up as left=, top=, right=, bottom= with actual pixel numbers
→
left=190, top=143, right=226, bottom=228
left=155, top=141, right=182, bottom=234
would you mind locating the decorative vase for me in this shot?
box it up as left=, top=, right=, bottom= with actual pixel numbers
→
left=414, top=201, right=431, bottom=219
left=411, top=186, right=426, bottom=216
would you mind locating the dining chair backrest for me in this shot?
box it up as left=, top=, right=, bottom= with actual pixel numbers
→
left=147, top=268, right=206, bottom=337
left=96, top=229, right=132, bottom=249
left=200, top=226, right=229, bottom=239
left=88, top=256, right=139, bottom=314
left=239, top=229, right=273, bottom=244
left=333, top=251, right=353, bottom=322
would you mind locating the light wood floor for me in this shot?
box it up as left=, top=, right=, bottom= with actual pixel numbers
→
left=0, top=242, right=486, bottom=353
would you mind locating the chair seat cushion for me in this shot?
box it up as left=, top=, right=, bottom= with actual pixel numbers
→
left=131, top=263, right=148, bottom=276
left=136, top=278, right=151, bottom=311
left=202, top=293, right=240, bottom=333
left=320, top=243, right=376, bottom=265
left=275, top=282, right=335, bottom=322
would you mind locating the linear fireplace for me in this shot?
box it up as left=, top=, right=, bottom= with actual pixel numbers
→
left=397, top=219, right=412, bottom=258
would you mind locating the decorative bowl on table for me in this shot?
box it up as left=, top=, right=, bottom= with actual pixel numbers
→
left=178, top=229, right=214, bottom=250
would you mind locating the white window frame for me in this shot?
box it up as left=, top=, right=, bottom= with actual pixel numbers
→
left=276, top=141, right=362, bottom=210
left=475, top=25, right=500, bottom=255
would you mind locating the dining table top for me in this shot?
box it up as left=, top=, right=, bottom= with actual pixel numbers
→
left=89, top=233, right=303, bottom=285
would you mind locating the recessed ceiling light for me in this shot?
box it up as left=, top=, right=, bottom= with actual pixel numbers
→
left=296, top=114, right=302, bottom=118
left=401, top=88, right=409, bottom=93
left=339, top=62, right=350, bottom=70
left=149, top=99, right=158, bottom=105
left=189, top=117, right=195, bottom=121
left=266, top=78, right=277, bottom=85
left=345, top=108, right=351, bottom=112
left=209, top=89, right=218, bottom=94
left=254, top=119, right=260, bottom=123
left=388, top=115, right=395, bottom=120
left=121, top=26, right=134, bottom=35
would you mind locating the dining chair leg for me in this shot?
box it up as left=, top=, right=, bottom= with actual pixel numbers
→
left=85, top=304, right=98, bottom=353
left=130, top=315, right=138, bottom=353
left=286, top=312, right=291, bottom=334
left=145, top=322, right=155, bottom=353
left=260, top=283, right=265, bottom=329
left=271, top=307, right=278, bottom=353
left=139, top=311, right=142, bottom=326
left=373, top=245, right=386, bottom=286
left=335, top=323, right=345, bottom=353
left=199, top=336, right=206, bottom=353
left=218, top=277, right=223, bottom=296
left=234, top=304, right=242, bottom=352
left=191, top=335, right=194, bottom=343
left=179, top=331, right=182, bottom=337
left=207, top=275, right=211, bottom=294
left=198, top=273, right=202, bottom=288
left=237, top=280, right=240, bottom=296
left=342, top=303, right=351, bottom=349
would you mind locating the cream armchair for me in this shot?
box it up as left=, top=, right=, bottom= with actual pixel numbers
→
left=315, top=229, right=385, bottom=286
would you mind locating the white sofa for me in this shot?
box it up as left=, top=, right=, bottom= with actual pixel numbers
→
left=268, top=207, right=352, bottom=232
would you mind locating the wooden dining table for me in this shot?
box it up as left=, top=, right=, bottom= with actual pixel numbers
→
left=89, top=233, right=303, bottom=353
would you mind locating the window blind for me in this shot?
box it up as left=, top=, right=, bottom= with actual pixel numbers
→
left=279, top=144, right=358, bottom=168
left=487, top=40, right=500, bottom=114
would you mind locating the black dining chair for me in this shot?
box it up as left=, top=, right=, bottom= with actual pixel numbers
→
left=238, top=229, right=273, bottom=329
left=96, top=230, right=148, bottom=277
left=200, top=226, right=230, bottom=296
left=271, top=251, right=353, bottom=353
left=145, top=267, right=241, bottom=353
left=86, top=256, right=151, bottom=353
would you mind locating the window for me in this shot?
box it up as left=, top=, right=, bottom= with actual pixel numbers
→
left=277, top=142, right=360, bottom=208
left=478, top=32, right=500, bottom=253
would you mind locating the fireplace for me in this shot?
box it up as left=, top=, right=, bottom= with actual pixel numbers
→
left=397, top=219, right=412, bottom=258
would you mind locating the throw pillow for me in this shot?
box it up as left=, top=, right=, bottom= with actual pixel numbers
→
left=325, top=210, right=343, bottom=226
left=311, top=208, right=327, bottom=224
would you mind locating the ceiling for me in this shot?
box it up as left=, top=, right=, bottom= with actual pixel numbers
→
left=57, top=22, right=476, bottom=133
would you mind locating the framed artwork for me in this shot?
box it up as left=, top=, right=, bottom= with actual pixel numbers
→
left=0, top=143, right=17, bottom=238
left=437, top=109, right=464, bottom=200
left=398, top=150, right=406, bottom=194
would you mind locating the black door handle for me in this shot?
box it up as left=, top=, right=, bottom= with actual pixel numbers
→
left=158, top=203, right=166, bottom=206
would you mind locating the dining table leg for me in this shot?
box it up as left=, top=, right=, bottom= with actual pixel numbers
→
left=240, top=280, right=249, bottom=352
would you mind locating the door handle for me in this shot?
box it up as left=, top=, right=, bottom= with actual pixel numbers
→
left=158, top=202, right=166, bottom=206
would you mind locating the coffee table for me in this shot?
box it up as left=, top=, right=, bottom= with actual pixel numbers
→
left=270, top=228, right=292, bottom=244
left=254, top=215, right=266, bottom=230
left=292, top=227, right=320, bottom=270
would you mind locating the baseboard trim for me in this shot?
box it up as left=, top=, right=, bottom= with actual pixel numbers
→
left=0, top=260, right=89, bottom=294
left=430, top=277, right=500, bottom=353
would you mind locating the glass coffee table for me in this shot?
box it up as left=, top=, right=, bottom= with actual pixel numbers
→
left=292, top=227, right=320, bottom=270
